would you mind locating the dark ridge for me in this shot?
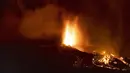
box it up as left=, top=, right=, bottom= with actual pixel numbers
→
left=0, top=39, right=130, bottom=73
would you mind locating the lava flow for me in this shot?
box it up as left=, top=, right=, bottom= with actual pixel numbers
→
left=61, top=16, right=130, bottom=70
left=93, top=51, right=130, bottom=70
left=98, top=51, right=113, bottom=65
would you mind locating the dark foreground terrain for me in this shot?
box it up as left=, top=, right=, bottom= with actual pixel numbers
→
left=0, top=39, right=130, bottom=73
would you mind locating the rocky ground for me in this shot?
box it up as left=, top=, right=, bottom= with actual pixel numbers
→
left=0, top=39, right=130, bottom=73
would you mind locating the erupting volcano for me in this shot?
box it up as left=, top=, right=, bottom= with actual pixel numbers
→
left=60, top=16, right=130, bottom=71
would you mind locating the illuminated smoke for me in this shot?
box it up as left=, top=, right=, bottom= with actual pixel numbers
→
left=19, top=4, right=61, bottom=39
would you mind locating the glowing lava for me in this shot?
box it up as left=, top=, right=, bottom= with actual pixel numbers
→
left=98, top=51, right=112, bottom=65
left=62, top=17, right=83, bottom=51
left=62, top=20, right=76, bottom=46
left=97, top=51, right=128, bottom=66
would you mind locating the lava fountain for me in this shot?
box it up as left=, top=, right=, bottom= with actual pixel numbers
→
left=62, top=16, right=84, bottom=51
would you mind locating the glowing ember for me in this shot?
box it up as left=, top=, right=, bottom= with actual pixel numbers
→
left=99, top=55, right=111, bottom=64
left=92, top=51, right=130, bottom=70
left=98, top=51, right=112, bottom=64
left=118, top=57, right=129, bottom=66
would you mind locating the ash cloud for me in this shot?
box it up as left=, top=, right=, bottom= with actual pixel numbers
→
left=19, top=4, right=62, bottom=39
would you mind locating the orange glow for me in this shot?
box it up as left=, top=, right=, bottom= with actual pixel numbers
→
left=99, top=51, right=112, bottom=64
left=62, top=17, right=83, bottom=51
left=98, top=51, right=128, bottom=66
left=118, top=57, right=129, bottom=65
left=62, top=21, right=76, bottom=46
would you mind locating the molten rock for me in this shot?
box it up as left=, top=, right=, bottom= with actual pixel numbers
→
left=92, top=52, right=130, bottom=71
left=59, top=46, right=130, bottom=71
